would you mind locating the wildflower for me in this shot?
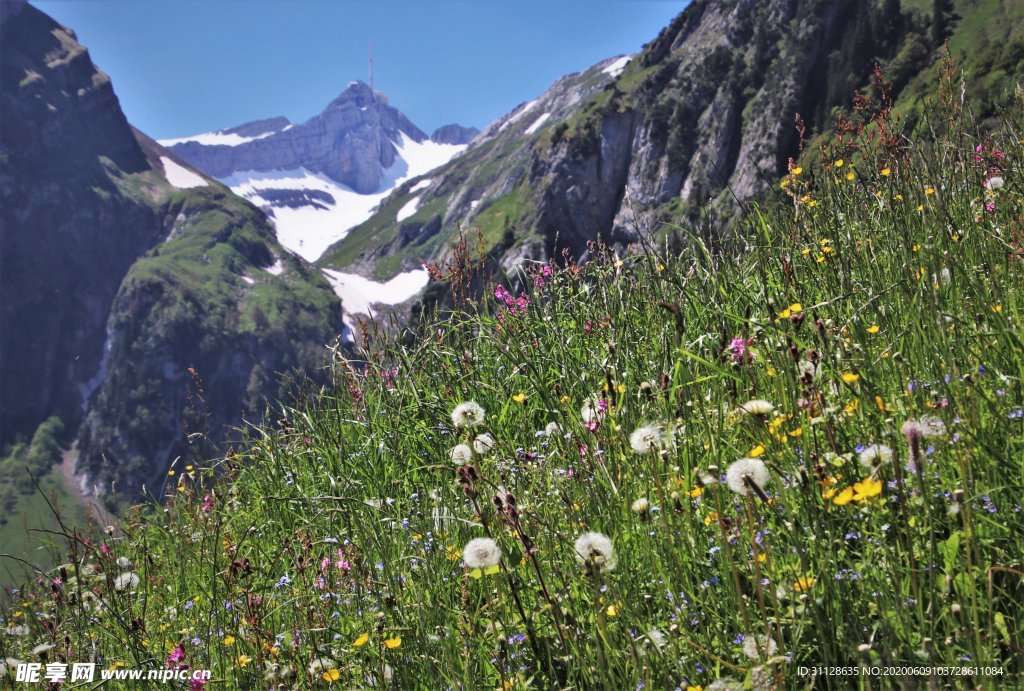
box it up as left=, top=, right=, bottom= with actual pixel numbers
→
left=574, top=531, right=617, bottom=574
left=116, top=556, right=132, bottom=569
left=223, top=636, right=236, bottom=646
left=581, top=398, right=607, bottom=427
left=738, top=399, right=774, bottom=418
left=30, top=643, right=54, bottom=656
left=881, top=167, right=891, bottom=176
left=742, top=635, right=778, bottom=660
left=748, top=444, right=765, bottom=458
left=725, top=458, right=770, bottom=496
left=307, top=658, right=337, bottom=676
left=544, top=422, right=562, bottom=437
left=645, top=629, right=667, bottom=652
left=113, top=572, right=140, bottom=591
left=511, top=393, right=528, bottom=404
left=451, top=401, right=485, bottom=428
left=473, top=434, right=496, bottom=455
left=834, top=159, right=844, bottom=168
left=237, top=655, right=251, bottom=667
left=0, top=659, right=24, bottom=678
left=462, top=538, right=502, bottom=570
left=866, top=324, right=880, bottom=334
left=985, top=176, right=1005, bottom=190
left=450, top=444, right=473, bottom=464
left=322, top=668, right=340, bottom=682
left=851, top=478, right=882, bottom=501
left=629, top=425, right=665, bottom=454
left=919, top=415, right=946, bottom=437
left=728, top=336, right=754, bottom=362
left=858, top=444, right=893, bottom=470
left=793, top=576, right=815, bottom=592
left=792, top=166, right=803, bottom=175
left=384, top=636, right=402, bottom=649
left=353, top=633, right=369, bottom=647
left=631, top=497, right=651, bottom=516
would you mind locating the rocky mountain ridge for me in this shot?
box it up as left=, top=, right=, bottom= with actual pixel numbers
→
left=1, top=1, right=341, bottom=504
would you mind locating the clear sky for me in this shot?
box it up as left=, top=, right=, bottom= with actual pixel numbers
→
left=34, top=1, right=686, bottom=140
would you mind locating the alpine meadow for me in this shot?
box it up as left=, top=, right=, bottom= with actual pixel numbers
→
left=1, top=0, right=1024, bottom=690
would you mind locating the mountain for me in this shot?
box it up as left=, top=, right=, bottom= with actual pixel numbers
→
left=0, top=0, right=341, bottom=504
left=161, top=84, right=472, bottom=261
left=318, top=0, right=1024, bottom=282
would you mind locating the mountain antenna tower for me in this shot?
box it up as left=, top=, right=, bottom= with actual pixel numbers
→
left=368, top=39, right=374, bottom=91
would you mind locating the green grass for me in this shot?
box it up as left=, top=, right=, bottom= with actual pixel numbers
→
left=0, top=467, right=91, bottom=587
left=2, top=81, right=1023, bottom=689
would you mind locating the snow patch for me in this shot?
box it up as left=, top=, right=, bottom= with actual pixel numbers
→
left=396, top=196, right=421, bottom=222
left=264, top=259, right=285, bottom=276
left=501, top=100, right=539, bottom=131
left=160, top=157, right=208, bottom=189
left=411, top=178, right=432, bottom=192
left=603, top=55, right=631, bottom=77
left=159, top=129, right=279, bottom=147
left=219, top=132, right=464, bottom=262
left=524, top=112, right=551, bottom=135
left=241, top=275, right=256, bottom=285
left=323, top=268, right=430, bottom=338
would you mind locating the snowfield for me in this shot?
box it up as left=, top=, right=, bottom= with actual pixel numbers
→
left=524, top=112, right=551, bottom=135
left=217, top=133, right=464, bottom=262
left=396, top=196, right=421, bottom=222
left=603, top=55, right=631, bottom=77
left=322, top=267, right=430, bottom=339
left=160, top=157, right=208, bottom=189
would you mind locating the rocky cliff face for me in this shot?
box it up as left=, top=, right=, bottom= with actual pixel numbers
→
left=319, top=0, right=914, bottom=275
left=430, top=124, right=480, bottom=145
left=165, top=82, right=427, bottom=195
left=1, top=2, right=341, bottom=503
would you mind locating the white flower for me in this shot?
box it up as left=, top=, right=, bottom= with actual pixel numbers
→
left=574, top=531, right=617, bottom=574
left=307, top=657, right=336, bottom=675
left=451, top=401, right=485, bottom=428
left=30, top=643, right=54, bottom=656
left=631, top=497, right=650, bottom=515
left=738, top=399, right=774, bottom=417
left=113, top=572, right=140, bottom=591
left=726, top=458, right=770, bottom=496
left=919, top=415, right=946, bottom=437
left=985, top=176, right=1005, bottom=190
left=116, top=556, right=132, bottom=569
left=798, top=359, right=820, bottom=380
left=742, top=634, right=778, bottom=660
left=858, top=444, right=893, bottom=469
left=629, top=425, right=665, bottom=454
left=4, top=625, right=28, bottom=637
left=544, top=422, right=562, bottom=437
left=462, top=537, right=502, bottom=570
left=708, top=679, right=742, bottom=691
left=580, top=398, right=606, bottom=424
left=645, top=628, right=667, bottom=652
left=473, top=433, right=496, bottom=455
left=450, top=444, right=473, bottom=464
left=0, top=659, right=24, bottom=678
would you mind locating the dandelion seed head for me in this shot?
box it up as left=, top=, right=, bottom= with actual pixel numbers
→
left=919, top=415, right=946, bottom=437
left=473, top=434, right=496, bottom=455
left=451, top=401, right=485, bottom=428
left=631, top=497, right=650, bottom=516
left=742, top=635, right=778, bottom=660
left=113, top=572, right=140, bottom=591
left=574, top=531, right=617, bottom=574
left=726, top=458, right=769, bottom=495
left=544, top=422, right=562, bottom=437
left=462, top=537, right=502, bottom=570
left=629, top=425, right=665, bottom=454
left=739, top=399, right=774, bottom=418
left=858, top=444, right=893, bottom=469
left=450, top=444, right=473, bottom=464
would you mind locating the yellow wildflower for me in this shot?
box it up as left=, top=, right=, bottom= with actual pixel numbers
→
left=841, top=373, right=860, bottom=384
left=322, top=668, right=341, bottom=682
left=223, top=636, right=236, bottom=646
left=512, top=393, right=528, bottom=404
left=793, top=577, right=815, bottom=592
left=749, top=444, right=765, bottom=458
left=384, top=636, right=402, bottom=649
left=881, top=167, right=891, bottom=176
left=866, top=324, right=879, bottom=334
left=353, top=633, right=369, bottom=647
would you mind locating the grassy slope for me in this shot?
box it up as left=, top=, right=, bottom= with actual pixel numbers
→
left=1, top=77, right=1020, bottom=688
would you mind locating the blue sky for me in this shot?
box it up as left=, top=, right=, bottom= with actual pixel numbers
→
left=35, top=1, right=685, bottom=140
